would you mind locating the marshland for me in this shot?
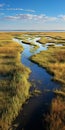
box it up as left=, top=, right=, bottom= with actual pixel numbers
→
left=0, top=32, right=65, bottom=130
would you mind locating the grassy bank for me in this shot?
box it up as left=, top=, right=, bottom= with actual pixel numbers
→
left=30, top=46, right=65, bottom=85
left=0, top=32, right=31, bottom=130
left=0, top=32, right=65, bottom=130
left=37, top=32, right=65, bottom=46
left=11, top=32, right=65, bottom=130
left=44, top=96, right=65, bottom=130
left=29, top=32, right=65, bottom=130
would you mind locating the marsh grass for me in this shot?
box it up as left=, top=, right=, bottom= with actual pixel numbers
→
left=54, top=89, right=65, bottom=96
left=0, top=32, right=65, bottom=130
left=30, top=46, right=65, bottom=85
left=28, top=32, right=65, bottom=130
left=37, top=32, right=65, bottom=46
left=44, top=96, right=65, bottom=130
left=0, top=32, right=31, bottom=130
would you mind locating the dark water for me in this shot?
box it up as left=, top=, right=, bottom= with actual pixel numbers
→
left=13, top=38, right=61, bottom=130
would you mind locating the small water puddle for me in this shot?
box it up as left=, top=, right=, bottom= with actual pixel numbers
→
left=45, top=42, right=63, bottom=47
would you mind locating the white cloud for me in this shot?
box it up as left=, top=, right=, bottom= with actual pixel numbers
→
left=5, top=14, right=33, bottom=20
left=2, top=12, right=65, bottom=23
left=0, top=4, right=5, bottom=7
left=5, top=15, right=20, bottom=20
left=47, top=16, right=58, bottom=21
left=7, top=8, right=24, bottom=11
left=0, top=8, right=35, bottom=13
left=58, top=15, right=65, bottom=21
left=4, top=14, right=58, bottom=22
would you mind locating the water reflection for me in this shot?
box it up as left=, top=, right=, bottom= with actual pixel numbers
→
left=13, top=37, right=61, bottom=130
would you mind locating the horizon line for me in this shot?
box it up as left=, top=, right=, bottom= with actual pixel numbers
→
left=0, top=29, right=65, bottom=32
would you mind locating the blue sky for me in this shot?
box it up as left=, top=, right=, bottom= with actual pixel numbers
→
left=0, top=0, right=65, bottom=30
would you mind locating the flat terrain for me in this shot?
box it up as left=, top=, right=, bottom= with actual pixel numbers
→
left=0, top=32, right=31, bottom=130
left=0, top=32, right=65, bottom=130
left=30, top=32, right=65, bottom=130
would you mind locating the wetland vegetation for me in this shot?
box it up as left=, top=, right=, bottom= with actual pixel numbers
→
left=0, top=32, right=65, bottom=130
left=30, top=32, right=65, bottom=130
left=0, top=32, right=31, bottom=130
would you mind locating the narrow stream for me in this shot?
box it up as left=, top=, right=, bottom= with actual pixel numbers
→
left=13, top=37, right=61, bottom=130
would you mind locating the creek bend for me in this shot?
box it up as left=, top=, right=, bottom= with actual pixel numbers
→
left=13, top=37, right=61, bottom=130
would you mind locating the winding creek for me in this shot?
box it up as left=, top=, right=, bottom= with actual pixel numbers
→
left=13, top=37, right=61, bottom=130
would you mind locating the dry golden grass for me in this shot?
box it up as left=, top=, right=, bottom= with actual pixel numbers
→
left=34, top=32, right=65, bottom=45
left=0, top=32, right=65, bottom=130
left=25, top=32, right=65, bottom=130
left=42, top=32, right=65, bottom=39
left=30, top=46, right=65, bottom=84
left=45, top=96, right=65, bottom=130
left=0, top=32, right=31, bottom=130
left=0, top=33, right=12, bottom=40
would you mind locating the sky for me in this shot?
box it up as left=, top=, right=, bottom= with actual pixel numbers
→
left=0, top=0, right=65, bottom=30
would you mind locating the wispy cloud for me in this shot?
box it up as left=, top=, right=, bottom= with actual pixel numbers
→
left=0, top=7, right=35, bottom=13
left=7, top=8, right=24, bottom=11
left=7, top=8, right=35, bottom=12
left=0, top=3, right=5, bottom=7
left=58, top=15, right=65, bottom=21
left=4, top=14, right=58, bottom=22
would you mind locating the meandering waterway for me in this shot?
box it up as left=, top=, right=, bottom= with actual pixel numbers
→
left=13, top=37, right=61, bottom=130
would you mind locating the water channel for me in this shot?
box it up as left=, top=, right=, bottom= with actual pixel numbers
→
left=13, top=37, right=61, bottom=130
